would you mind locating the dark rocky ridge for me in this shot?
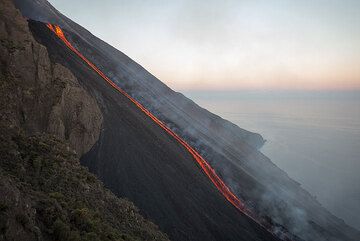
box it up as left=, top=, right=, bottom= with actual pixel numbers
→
left=30, top=21, right=279, bottom=241
left=1, top=1, right=279, bottom=241
left=0, top=0, right=102, bottom=157
left=0, top=1, right=168, bottom=240
left=7, top=0, right=360, bottom=240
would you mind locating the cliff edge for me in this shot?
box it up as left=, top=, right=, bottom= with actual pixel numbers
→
left=0, top=1, right=168, bottom=240
left=0, top=0, right=102, bottom=156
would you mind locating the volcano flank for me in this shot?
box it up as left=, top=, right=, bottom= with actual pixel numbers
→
left=1, top=0, right=359, bottom=240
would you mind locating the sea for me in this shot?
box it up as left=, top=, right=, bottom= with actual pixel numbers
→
left=184, top=90, right=360, bottom=230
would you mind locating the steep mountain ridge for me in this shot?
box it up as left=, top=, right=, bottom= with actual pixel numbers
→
left=0, top=1, right=168, bottom=240
left=0, top=0, right=102, bottom=157
left=5, top=0, right=360, bottom=240
left=30, top=21, right=278, bottom=241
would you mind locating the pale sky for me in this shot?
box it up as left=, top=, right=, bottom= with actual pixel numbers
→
left=48, top=0, right=360, bottom=91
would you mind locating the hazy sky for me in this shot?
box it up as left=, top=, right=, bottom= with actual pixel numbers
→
left=48, top=0, right=360, bottom=91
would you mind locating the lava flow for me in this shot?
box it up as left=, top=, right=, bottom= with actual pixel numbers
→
left=46, top=23, right=278, bottom=236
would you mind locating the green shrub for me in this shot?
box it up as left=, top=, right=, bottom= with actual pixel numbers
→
left=82, top=232, right=100, bottom=241
left=49, top=192, right=64, bottom=201
left=71, top=208, right=93, bottom=232
left=32, top=156, right=42, bottom=175
left=68, top=230, right=81, bottom=241
left=53, top=219, right=71, bottom=240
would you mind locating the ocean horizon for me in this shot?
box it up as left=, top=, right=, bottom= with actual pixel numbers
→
left=184, top=90, right=360, bottom=230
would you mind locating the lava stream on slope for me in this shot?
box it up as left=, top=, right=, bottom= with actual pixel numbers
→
left=46, top=23, right=286, bottom=240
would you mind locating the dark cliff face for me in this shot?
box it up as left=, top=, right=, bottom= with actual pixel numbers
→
left=4, top=0, right=360, bottom=241
left=0, top=1, right=277, bottom=241
left=0, top=0, right=102, bottom=157
left=0, top=1, right=168, bottom=241
left=30, top=22, right=278, bottom=241
left=29, top=19, right=359, bottom=241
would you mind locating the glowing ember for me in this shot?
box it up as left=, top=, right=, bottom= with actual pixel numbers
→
left=46, top=23, right=285, bottom=239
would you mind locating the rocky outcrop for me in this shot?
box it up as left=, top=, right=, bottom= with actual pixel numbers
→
left=7, top=0, right=360, bottom=240
left=46, top=64, right=102, bottom=156
left=0, top=2, right=168, bottom=240
left=0, top=0, right=102, bottom=156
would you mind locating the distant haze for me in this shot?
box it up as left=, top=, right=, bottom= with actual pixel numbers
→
left=48, top=0, right=360, bottom=91
left=185, top=90, right=360, bottom=230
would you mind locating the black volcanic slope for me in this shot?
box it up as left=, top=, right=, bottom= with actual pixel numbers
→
left=29, top=22, right=278, bottom=241
left=16, top=1, right=360, bottom=241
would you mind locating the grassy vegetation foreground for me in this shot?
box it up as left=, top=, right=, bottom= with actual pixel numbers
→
left=0, top=126, right=169, bottom=241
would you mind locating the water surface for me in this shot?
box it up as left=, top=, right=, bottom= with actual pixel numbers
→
left=184, top=90, right=360, bottom=230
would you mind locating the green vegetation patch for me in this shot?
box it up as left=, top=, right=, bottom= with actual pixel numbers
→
left=0, top=126, right=169, bottom=241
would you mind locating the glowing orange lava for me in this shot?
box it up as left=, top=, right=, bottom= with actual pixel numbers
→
left=46, top=23, right=280, bottom=236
